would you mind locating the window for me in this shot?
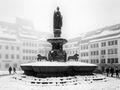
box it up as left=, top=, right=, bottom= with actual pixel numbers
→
left=115, top=58, right=118, bottom=63
left=108, top=41, right=111, bottom=46
left=101, top=50, right=106, bottom=55
left=16, top=55, right=19, bottom=59
left=91, top=52, right=93, bottom=55
left=107, top=59, right=111, bottom=63
left=5, top=54, right=9, bottom=59
left=96, top=43, right=99, bottom=47
left=11, top=54, right=14, bottom=59
left=96, top=59, right=99, bottom=63
left=5, top=46, right=9, bottom=50
left=101, top=42, right=106, bottom=47
left=96, top=51, right=99, bottom=55
left=115, top=40, right=118, bottom=45
left=26, top=56, right=28, bottom=60
left=101, top=59, right=105, bottom=63
left=90, top=44, right=93, bottom=48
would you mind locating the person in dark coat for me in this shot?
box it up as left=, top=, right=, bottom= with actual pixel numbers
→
left=106, top=67, right=109, bottom=77
left=115, top=67, right=119, bottom=78
left=110, top=67, right=114, bottom=77
left=8, top=66, right=12, bottom=74
left=13, top=67, right=16, bottom=74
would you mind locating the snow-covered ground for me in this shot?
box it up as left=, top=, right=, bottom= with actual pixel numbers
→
left=0, top=71, right=24, bottom=76
left=0, top=71, right=120, bottom=90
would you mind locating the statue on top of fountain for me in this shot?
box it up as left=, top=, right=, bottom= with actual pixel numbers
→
left=47, top=6, right=67, bottom=62
left=53, top=6, right=62, bottom=37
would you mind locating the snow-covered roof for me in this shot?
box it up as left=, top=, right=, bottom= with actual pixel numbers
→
left=19, top=33, right=38, bottom=40
left=82, top=29, right=120, bottom=41
left=0, top=30, right=17, bottom=39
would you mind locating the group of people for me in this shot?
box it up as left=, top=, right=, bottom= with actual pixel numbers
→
left=8, top=66, right=16, bottom=74
left=105, top=67, right=119, bottom=77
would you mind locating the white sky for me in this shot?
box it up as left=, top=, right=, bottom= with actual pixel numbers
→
left=0, top=0, right=120, bottom=39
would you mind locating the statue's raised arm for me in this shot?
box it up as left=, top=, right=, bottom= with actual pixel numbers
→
left=53, top=7, right=62, bottom=29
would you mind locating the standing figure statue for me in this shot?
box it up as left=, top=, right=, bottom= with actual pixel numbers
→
left=53, top=6, right=63, bottom=37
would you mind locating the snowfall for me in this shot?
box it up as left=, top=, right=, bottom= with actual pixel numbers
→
left=0, top=71, right=120, bottom=90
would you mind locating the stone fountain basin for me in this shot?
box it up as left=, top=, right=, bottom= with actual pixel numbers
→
left=21, top=61, right=97, bottom=74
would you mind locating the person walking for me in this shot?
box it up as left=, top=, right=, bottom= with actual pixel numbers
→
left=110, top=67, right=114, bottom=77
left=8, top=66, right=12, bottom=74
left=106, top=67, right=109, bottom=77
left=115, top=67, right=119, bottom=78
left=13, top=67, right=16, bottom=74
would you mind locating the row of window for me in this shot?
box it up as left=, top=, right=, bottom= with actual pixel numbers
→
left=23, top=42, right=37, bottom=47
left=23, top=56, right=37, bottom=60
left=91, top=58, right=118, bottom=64
left=101, top=42, right=106, bottom=47
left=108, top=48, right=117, bottom=54
left=101, top=50, right=106, bottom=55
left=91, top=51, right=99, bottom=55
left=91, top=48, right=117, bottom=56
left=90, top=43, right=99, bottom=48
left=39, top=44, right=51, bottom=47
left=23, top=49, right=37, bottom=54
left=80, top=44, right=88, bottom=50
left=81, top=52, right=88, bottom=57
left=107, top=58, right=118, bottom=63
left=108, top=40, right=117, bottom=46
left=91, top=59, right=99, bottom=63
left=0, top=54, right=20, bottom=59
left=85, top=40, right=118, bottom=49
left=80, top=60, right=88, bottom=63
left=0, top=45, right=20, bottom=50
left=66, top=50, right=78, bottom=55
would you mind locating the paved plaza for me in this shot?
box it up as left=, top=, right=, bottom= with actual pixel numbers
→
left=0, top=71, right=120, bottom=90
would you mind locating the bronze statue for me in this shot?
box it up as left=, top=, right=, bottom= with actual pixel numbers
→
left=53, top=7, right=62, bottom=30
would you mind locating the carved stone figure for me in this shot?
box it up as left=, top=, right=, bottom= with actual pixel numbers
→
left=53, top=7, right=62, bottom=29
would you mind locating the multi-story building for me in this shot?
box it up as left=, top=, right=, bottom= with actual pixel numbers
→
left=65, top=24, right=120, bottom=69
left=64, top=38, right=80, bottom=60
left=0, top=18, right=52, bottom=70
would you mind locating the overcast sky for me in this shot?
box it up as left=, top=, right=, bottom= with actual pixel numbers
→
left=0, top=0, right=120, bottom=39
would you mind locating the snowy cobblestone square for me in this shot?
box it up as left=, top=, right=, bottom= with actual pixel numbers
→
left=0, top=71, right=120, bottom=90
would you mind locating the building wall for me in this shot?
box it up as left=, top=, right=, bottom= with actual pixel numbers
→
left=64, top=24, right=120, bottom=68
left=0, top=18, right=51, bottom=70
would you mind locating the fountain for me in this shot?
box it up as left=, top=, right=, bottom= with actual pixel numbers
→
left=21, top=7, right=97, bottom=77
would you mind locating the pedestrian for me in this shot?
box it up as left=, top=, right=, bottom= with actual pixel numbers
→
left=8, top=66, right=12, bottom=74
left=13, top=67, right=16, bottom=74
left=115, top=67, right=119, bottom=78
left=110, top=67, right=114, bottom=77
left=106, top=67, right=109, bottom=77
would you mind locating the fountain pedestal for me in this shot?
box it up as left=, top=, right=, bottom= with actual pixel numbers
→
left=47, top=37, right=67, bottom=62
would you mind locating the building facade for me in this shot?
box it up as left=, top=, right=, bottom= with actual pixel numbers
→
left=0, top=18, right=51, bottom=70
left=64, top=24, right=120, bottom=69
